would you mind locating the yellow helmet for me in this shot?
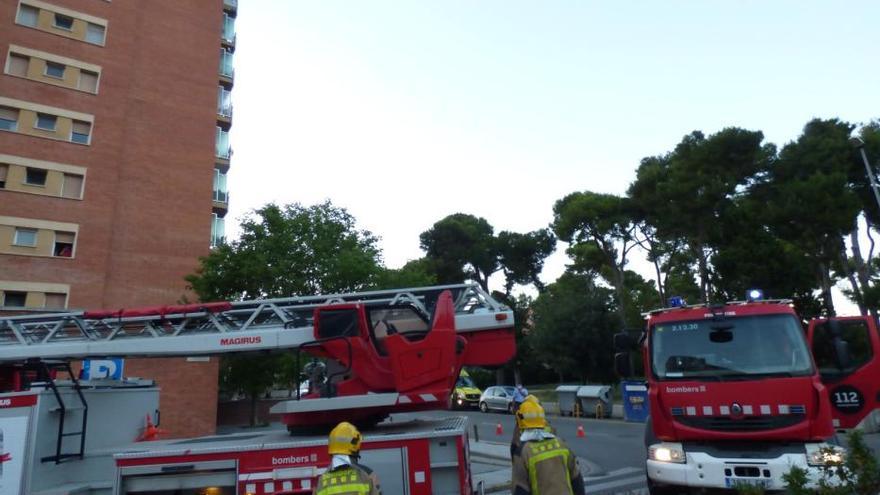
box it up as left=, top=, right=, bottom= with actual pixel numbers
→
left=516, top=400, right=547, bottom=430
left=328, top=421, right=362, bottom=455
left=524, top=394, right=540, bottom=405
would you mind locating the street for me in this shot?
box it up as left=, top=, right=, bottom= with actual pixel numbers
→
left=397, top=408, right=880, bottom=495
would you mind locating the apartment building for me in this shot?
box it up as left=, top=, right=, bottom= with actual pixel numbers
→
left=0, top=0, right=236, bottom=437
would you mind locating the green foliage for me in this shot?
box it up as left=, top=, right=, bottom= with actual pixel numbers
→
left=373, top=258, right=437, bottom=289
left=496, top=229, right=556, bottom=294
left=186, top=201, right=384, bottom=424
left=186, top=201, right=383, bottom=301
left=419, top=213, right=498, bottom=289
left=528, top=272, right=620, bottom=383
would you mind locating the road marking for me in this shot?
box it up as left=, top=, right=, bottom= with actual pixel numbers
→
left=585, top=474, right=647, bottom=494
left=585, top=467, right=643, bottom=479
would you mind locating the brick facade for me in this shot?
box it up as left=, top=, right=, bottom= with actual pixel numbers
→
left=0, top=0, right=230, bottom=438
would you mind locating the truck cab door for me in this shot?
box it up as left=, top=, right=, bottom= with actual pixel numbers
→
left=808, top=316, right=880, bottom=429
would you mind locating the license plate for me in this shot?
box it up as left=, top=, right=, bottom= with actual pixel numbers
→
left=725, top=478, right=769, bottom=489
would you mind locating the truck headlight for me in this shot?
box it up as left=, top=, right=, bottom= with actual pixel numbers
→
left=805, top=443, right=845, bottom=466
left=648, top=442, right=686, bottom=464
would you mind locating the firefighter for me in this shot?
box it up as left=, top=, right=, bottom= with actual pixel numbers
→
left=314, top=422, right=381, bottom=495
left=511, top=401, right=585, bottom=495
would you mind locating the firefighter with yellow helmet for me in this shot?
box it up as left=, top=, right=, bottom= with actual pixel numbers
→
left=510, top=395, right=556, bottom=458
left=314, top=422, right=382, bottom=495
left=511, top=401, right=584, bottom=495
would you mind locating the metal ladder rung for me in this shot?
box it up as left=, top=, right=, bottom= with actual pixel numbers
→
left=61, top=431, right=84, bottom=437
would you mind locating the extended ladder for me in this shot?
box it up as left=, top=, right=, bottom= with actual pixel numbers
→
left=0, top=284, right=512, bottom=362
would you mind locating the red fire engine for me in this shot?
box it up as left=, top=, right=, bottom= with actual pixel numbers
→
left=807, top=315, right=880, bottom=432
left=0, top=283, right=515, bottom=494
left=615, top=291, right=845, bottom=494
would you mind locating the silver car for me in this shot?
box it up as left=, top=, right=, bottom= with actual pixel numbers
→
left=478, top=385, right=517, bottom=413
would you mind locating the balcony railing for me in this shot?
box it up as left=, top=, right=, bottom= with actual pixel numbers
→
left=219, top=49, right=234, bottom=79
left=222, top=14, right=236, bottom=45
left=213, top=190, right=229, bottom=203
left=216, top=128, right=231, bottom=159
left=211, top=214, right=226, bottom=248
left=217, top=87, right=233, bottom=118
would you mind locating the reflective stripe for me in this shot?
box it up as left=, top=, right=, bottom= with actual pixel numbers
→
left=317, top=483, right=370, bottom=495
left=526, top=440, right=572, bottom=495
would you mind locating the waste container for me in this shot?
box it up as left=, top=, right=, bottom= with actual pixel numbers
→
left=577, top=385, right=612, bottom=418
left=555, top=385, right=581, bottom=416
left=621, top=380, right=649, bottom=422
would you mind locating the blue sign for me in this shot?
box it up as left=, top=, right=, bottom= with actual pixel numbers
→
left=82, top=358, right=124, bottom=380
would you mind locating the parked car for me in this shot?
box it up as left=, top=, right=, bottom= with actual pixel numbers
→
left=479, top=385, right=517, bottom=413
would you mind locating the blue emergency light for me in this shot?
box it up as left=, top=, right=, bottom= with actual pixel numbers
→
left=668, top=296, right=687, bottom=308
left=746, top=289, right=764, bottom=302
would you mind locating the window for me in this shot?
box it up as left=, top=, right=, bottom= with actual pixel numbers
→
left=53, top=231, right=75, bottom=257
left=71, top=121, right=91, bottom=144
left=0, top=164, right=7, bottom=188
left=7, top=53, right=29, bottom=77
left=25, top=167, right=48, bottom=186
left=2, top=291, right=27, bottom=308
left=86, top=23, right=105, bottom=44
left=16, top=4, right=39, bottom=27
left=211, top=213, right=225, bottom=247
left=45, top=61, right=65, bottom=79
left=0, top=106, right=18, bottom=131
left=62, top=173, right=84, bottom=199
left=219, top=49, right=234, bottom=77
left=44, top=293, right=67, bottom=309
left=222, top=13, right=235, bottom=43
left=217, top=86, right=232, bottom=117
left=812, top=320, right=874, bottom=379
left=13, top=228, right=38, bottom=247
left=35, top=113, right=57, bottom=131
left=78, top=70, right=99, bottom=93
left=54, top=13, right=74, bottom=30
left=316, top=309, right=359, bottom=339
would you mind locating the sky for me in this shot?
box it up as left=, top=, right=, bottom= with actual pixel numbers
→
left=226, top=1, right=879, bottom=311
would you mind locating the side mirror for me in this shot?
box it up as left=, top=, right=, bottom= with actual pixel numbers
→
left=614, top=352, right=633, bottom=378
left=614, top=332, right=635, bottom=352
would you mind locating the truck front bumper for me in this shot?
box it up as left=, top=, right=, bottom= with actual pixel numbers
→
left=647, top=450, right=830, bottom=491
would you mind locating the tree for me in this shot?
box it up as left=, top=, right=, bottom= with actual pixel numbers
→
left=552, top=191, right=637, bottom=325
left=186, top=201, right=384, bottom=425
left=528, top=272, right=619, bottom=383
left=496, top=229, right=556, bottom=295
left=373, top=258, right=437, bottom=290
left=419, top=214, right=498, bottom=289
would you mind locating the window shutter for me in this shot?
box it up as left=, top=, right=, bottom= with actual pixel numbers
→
left=7, top=54, right=29, bottom=77
left=44, top=293, right=67, bottom=309
left=16, top=5, right=38, bottom=27
left=0, top=164, right=8, bottom=181
left=72, top=121, right=91, bottom=135
left=79, top=71, right=99, bottom=92
left=62, top=174, right=84, bottom=198
left=55, top=231, right=76, bottom=244
left=86, top=23, right=105, bottom=44
left=0, top=106, right=18, bottom=121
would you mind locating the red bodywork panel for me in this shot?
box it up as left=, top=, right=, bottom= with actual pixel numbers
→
left=282, top=290, right=515, bottom=427
left=645, top=302, right=834, bottom=443
left=808, top=316, right=880, bottom=429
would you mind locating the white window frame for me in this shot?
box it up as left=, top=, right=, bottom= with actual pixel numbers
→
left=53, top=12, right=74, bottom=31
left=44, top=61, right=66, bottom=79
left=13, top=227, right=38, bottom=247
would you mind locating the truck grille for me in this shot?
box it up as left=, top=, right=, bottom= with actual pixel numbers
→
left=677, top=414, right=805, bottom=432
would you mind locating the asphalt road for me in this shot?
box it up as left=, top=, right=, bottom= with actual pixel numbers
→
left=396, top=409, right=651, bottom=493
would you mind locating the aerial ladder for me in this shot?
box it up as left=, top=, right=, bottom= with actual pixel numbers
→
left=0, top=283, right=516, bottom=459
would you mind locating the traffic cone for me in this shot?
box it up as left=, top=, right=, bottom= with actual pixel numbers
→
left=496, top=423, right=503, bottom=435
left=137, top=413, right=167, bottom=442
left=576, top=425, right=585, bottom=438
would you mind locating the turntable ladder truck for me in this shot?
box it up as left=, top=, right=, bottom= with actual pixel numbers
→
left=0, top=283, right=515, bottom=495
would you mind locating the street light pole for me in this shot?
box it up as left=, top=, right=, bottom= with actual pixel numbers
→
left=852, top=137, right=880, bottom=213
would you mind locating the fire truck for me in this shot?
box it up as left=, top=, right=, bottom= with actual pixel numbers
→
left=0, top=283, right=515, bottom=494
left=614, top=291, right=845, bottom=494
left=807, top=315, right=880, bottom=432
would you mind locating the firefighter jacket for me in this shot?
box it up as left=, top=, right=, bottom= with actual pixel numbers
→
left=512, top=433, right=585, bottom=495
left=314, top=461, right=381, bottom=495
left=510, top=423, right=558, bottom=459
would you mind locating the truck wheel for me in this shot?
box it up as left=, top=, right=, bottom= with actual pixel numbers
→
left=480, top=402, right=488, bottom=413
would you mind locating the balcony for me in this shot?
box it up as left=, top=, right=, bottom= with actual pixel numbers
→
left=223, top=0, right=238, bottom=16
left=213, top=168, right=229, bottom=213
left=215, top=127, right=231, bottom=164
left=217, top=86, right=232, bottom=127
left=211, top=213, right=226, bottom=248
left=219, top=49, right=234, bottom=86
left=222, top=13, right=236, bottom=50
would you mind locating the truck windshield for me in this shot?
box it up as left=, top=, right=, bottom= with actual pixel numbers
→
left=456, top=375, right=476, bottom=388
left=651, top=314, right=813, bottom=380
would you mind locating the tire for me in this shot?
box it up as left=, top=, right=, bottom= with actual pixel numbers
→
left=480, top=402, right=488, bottom=413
